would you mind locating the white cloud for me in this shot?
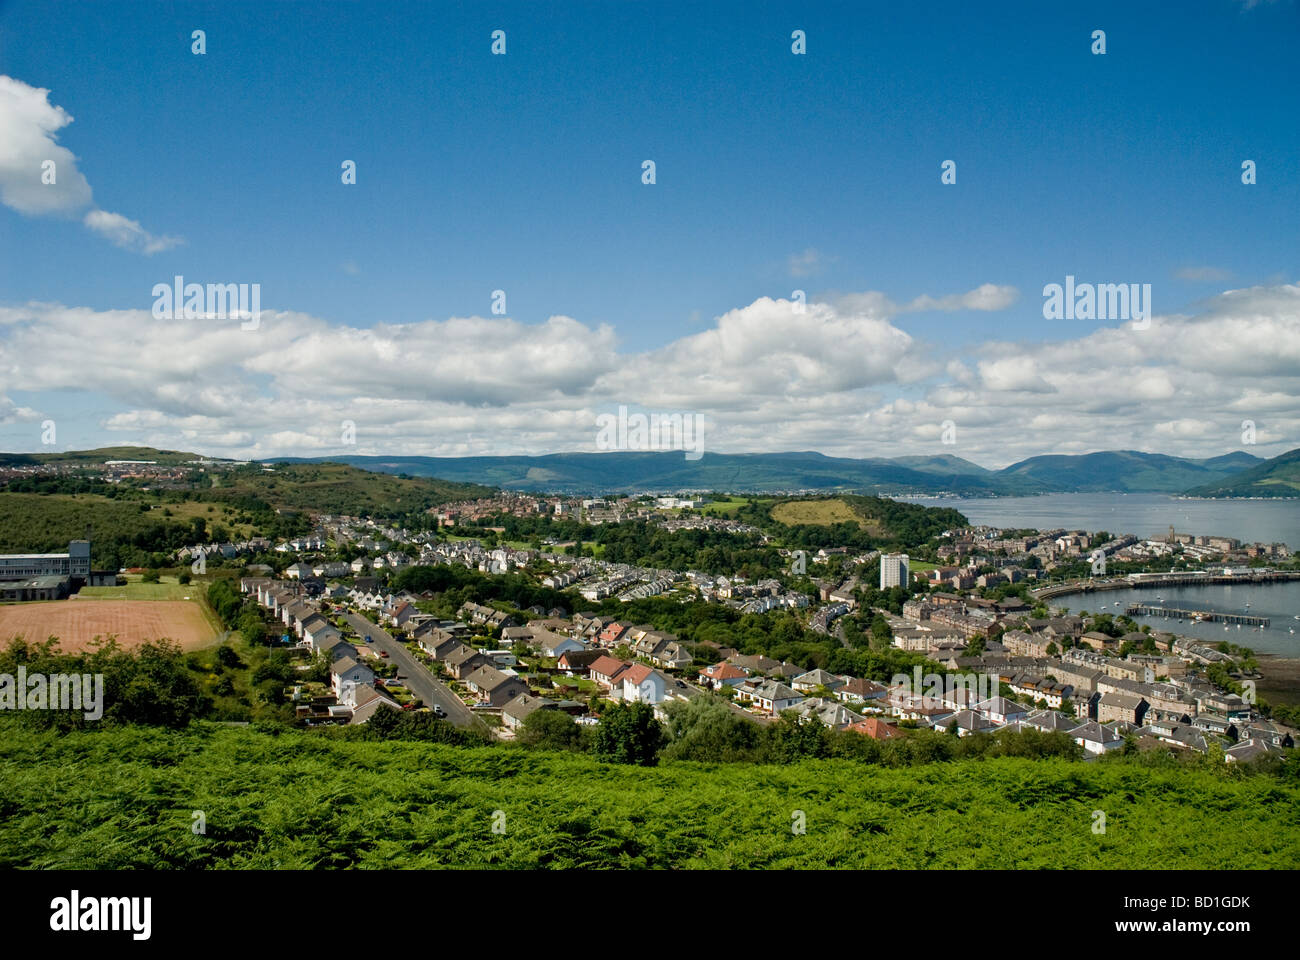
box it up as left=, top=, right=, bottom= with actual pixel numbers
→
left=0, top=75, right=182, bottom=254
left=0, top=283, right=1295, bottom=466
left=83, top=209, right=183, bottom=254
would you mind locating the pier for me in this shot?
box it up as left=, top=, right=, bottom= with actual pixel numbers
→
left=1124, top=603, right=1270, bottom=627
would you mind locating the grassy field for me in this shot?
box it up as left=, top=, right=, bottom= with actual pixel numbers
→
left=0, top=723, right=1295, bottom=869
left=80, top=575, right=202, bottom=601
left=771, top=498, right=861, bottom=527
left=700, top=496, right=763, bottom=516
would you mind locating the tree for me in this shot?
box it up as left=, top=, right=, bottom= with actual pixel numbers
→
left=518, top=708, right=582, bottom=751
left=590, top=701, right=664, bottom=766
left=215, top=644, right=243, bottom=669
left=661, top=695, right=761, bottom=762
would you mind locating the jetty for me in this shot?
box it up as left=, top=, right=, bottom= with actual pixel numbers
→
left=1124, top=603, right=1270, bottom=627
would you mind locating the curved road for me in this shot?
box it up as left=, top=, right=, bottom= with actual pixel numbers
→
left=341, top=612, right=486, bottom=732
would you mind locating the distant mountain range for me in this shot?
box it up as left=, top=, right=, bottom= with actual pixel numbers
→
left=268, top=448, right=1295, bottom=497
left=6, top=445, right=1295, bottom=498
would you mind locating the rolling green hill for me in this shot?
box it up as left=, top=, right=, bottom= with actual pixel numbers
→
left=0, top=461, right=493, bottom=568
left=1185, top=447, right=1300, bottom=498
left=993, top=450, right=1263, bottom=493
left=205, top=462, right=493, bottom=515
left=0, top=723, right=1294, bottom=869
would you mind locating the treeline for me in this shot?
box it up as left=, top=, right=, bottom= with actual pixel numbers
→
left=0, top=637, right=208, bottom=729
left=207, top=580, right=268, bottom=646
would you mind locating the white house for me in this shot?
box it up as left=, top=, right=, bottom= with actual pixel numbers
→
left=1071, top=720, right=1123, bottom=755
left=619, top=663, right=669, bottom=705
left=332, top=656, right=376, bottom=700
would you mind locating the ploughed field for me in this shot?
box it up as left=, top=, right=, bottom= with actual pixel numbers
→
left=0, top=599, right=216, bottom=651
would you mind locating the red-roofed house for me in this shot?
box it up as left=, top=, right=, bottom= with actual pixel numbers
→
left=698, top=662, right=749, bottom=690
left=846, top=717, right=905, bottom=740
left=597, top=621, right=633, bottom=648
left=589, top=655, right=632, bottom=691
left=620, top=663, right=669, bottom=705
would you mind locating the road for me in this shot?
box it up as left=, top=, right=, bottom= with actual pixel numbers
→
left=341, top=611, right=486, bottom=731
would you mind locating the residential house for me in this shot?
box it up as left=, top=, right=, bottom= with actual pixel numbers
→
left=835, top=676, right=889, bottom=706
left=556, top=648, right=605, bottom=676
left=698, top=662, right=749, bottom=691
left=463, top=665, right=530, bottom=707
left=502, top=693, right=559, bottom=731
left=791, top=697, right=864, bottom=730
left=1097, top=691, right=1149, bottom=725
left=348, top=685, right=401, bottom=724
left=1071, top=720, right=1123, bottom=755
left=974, top=697, right=1029, bottom=725
left=445, top=645, right=491, bottom=680
left=619, top=663, right=669, bottom=705
left=589, top=655, right=633, bottom=692
left=331, top=656, right=376, bottom=701
left=792, top=669, right=845, bottom=694
left=736, top=679, right=804, bottom=717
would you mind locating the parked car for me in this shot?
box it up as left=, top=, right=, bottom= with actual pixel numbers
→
left=433, top=704, right=447, bottom=718
left=380, top=651, right=389, bottom=658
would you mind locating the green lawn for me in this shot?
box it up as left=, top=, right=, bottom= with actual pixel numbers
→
left=80, top=575, right=199, bottom=601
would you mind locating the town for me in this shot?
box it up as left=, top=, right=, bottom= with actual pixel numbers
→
left=57, top=484, right=1280, bottom=766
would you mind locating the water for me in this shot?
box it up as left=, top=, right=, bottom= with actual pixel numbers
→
left=901, top=493, right=1300, bottom=549
left=1047, top=581, right=1300, bottom=657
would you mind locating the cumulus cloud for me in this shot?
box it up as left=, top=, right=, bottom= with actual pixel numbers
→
left=0, top=75, right=182, bottom=253
left=0, top=283, right=1295, bottom=466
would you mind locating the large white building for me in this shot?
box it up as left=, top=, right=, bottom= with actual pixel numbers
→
left=880, top=553, right=910, bottom=590
left=0, top=540, right=92, bottom=581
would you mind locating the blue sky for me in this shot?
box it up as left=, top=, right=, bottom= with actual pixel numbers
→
left=0, top=0, right=1297, bottom=465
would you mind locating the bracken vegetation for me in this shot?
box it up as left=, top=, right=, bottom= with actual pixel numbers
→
left=0, top=723, right=1296, bottom=869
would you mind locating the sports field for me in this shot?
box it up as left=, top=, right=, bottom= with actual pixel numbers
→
left=0, top=599, right=217, bottom=652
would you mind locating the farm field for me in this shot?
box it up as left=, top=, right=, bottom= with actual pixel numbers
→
left=0, top=598, right=217, bottom=652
